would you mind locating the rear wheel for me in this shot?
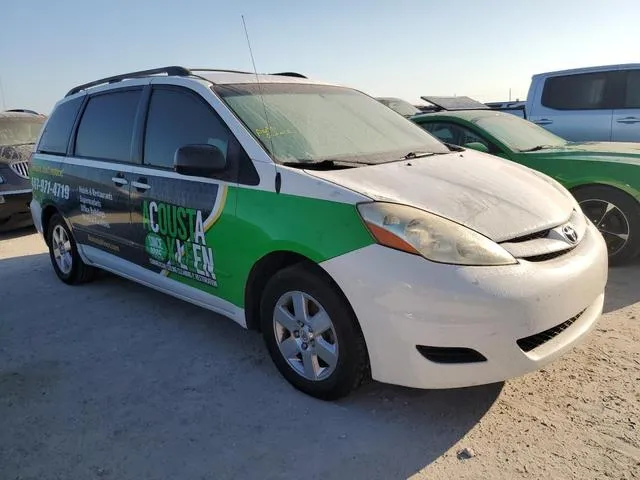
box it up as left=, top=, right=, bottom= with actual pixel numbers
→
left=47, top=214, right=96, bottom=284
left=574, top=185, right=640, bottom=265
left=260, top=264, right=369, bottom=400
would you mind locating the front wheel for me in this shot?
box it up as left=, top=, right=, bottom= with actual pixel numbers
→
left=47, top=213, right=96, bottom=284
left=574, top=185, right=640, bottom=265
left=260, top=264, right=369, bottom=400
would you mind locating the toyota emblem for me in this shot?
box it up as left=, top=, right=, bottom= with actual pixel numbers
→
left=562, top=224, right=578, bottom=244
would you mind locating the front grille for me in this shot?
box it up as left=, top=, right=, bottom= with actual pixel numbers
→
left=506, top=229, right=551, bottom=243
left=416, top=345, right=487, bottom=364
left=9, top=161, right=29, bottom=179
left=521, top=248, right=574, bottom=262
left=517, top=309, right=586, bottom=352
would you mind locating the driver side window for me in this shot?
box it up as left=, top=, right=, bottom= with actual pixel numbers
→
left=423, top=121, right=499, bottom=153
left=143, top=87, right=230, bottom=170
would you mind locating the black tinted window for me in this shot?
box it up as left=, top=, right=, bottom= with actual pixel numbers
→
left=144, top=88, right=230, bottom=169
left=624, top=70, right=640, bottom=108
left=75, top=89, right=141, bottom=162
left=541, top=72, right=615, bottom=110
left=37, top=96, right=83, bottom=155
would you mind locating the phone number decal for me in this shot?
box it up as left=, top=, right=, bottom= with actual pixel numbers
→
left=32, top=178, right=71, bottom=200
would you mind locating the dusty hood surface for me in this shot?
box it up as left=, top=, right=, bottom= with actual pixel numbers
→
left=307, top=150, right=575, bottom=242
left=526, top=142, right=640, bottom=166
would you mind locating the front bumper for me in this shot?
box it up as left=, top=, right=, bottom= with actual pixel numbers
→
left=321, top=220, right=608, bottom=389
left=0, top=191, right=33, bottom=231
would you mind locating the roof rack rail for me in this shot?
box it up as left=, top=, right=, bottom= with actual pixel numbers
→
left=190, top=68, right=254, bottom=75
left=65, top=66, right=191, bottom=97
left=4, top=109, right=41, bottom=115
left=64, top=66, right=309, bottom=98
left=269, top=72, right=307, bottom=78
left=193, top=68, right=307, bottom=79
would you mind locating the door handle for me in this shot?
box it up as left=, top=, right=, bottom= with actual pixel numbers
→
left=534, top=118, right=553, bottom=125
left=616, top=116, right=640, bottom=124
left=111, top=174, right=128, bottom=187
left=131, top=178, right=151, bottom=192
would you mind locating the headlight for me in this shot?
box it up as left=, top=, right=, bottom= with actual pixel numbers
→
left=358, top=202, right=517, bottom=266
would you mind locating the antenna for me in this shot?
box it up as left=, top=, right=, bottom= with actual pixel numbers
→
left=241, top=15, right=276, bottom=157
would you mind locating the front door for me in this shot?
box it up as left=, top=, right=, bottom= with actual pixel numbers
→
left=128, top=85, right=239, bottom=302
left=612, top=69, right=640, bottom=142
left=64, top=88, right=143, bottom=260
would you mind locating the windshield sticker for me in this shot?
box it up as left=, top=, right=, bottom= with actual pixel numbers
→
left=255, top=126, right=295, bottom=139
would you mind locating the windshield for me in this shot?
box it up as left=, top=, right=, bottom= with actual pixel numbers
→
left=214, top=83, right=448, bottom=165
left=377, top=98, right=421, bottom=117
left=0, top=117, right=45, bottom=147
left=474, top=113, right=567, bottom=151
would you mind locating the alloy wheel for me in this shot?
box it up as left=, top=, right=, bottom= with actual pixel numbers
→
left=272, top=291, right=339, bottom=381
left=52, top=225, right=73, bottom=275
left=580, top=199, right=630, bottom=256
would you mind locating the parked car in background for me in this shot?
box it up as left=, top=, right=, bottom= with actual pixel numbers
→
left=491, top=64, right=640, bottom=142
left=485, top=100, right=526, bottom=118
left=412, top=97, right=640, bottom=264
left=0, top=111, right=45, bottom=231
left=30, top=66, right=607, bottom=399
left=376, top=97, right=422, bottom=117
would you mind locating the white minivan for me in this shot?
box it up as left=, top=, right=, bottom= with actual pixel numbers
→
left=30, top=67, right=608, bottom=399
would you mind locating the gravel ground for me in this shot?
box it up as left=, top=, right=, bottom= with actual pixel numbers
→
left=1, top=227, right=638, bottom=480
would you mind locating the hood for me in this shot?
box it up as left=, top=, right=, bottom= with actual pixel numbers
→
left=531, top=142, right=640, bottom=165
left=0, top=144, right=34, bottom=165
left=306, top=150, right=575, bottom=242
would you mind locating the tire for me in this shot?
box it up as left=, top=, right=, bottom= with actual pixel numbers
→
left=46, top=213, right=96, bottom=284
left=574, top=185, right=640, bottom=265
left=260, top=264, right=369, bottom=400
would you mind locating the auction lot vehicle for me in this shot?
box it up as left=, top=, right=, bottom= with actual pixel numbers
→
left=376, top=97, right=422, bottom=117
left=0, top=111, right=45, bottom=231
left=30, top=67, right=608, bottom=399
left=412, top=97, right=640, bottom=264
left=491, top=63, right=640, bottom=142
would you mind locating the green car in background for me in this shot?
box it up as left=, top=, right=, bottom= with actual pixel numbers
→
left=411, top=98, right=640, bottom=265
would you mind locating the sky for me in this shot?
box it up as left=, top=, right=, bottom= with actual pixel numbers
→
left=3, top=0, right=640, bottom=114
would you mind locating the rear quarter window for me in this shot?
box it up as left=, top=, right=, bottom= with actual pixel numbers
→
left=541, top=71, right=617, bottom=110
left=37, top=96, right=83, bottom=155
left=75, top=89, right=142, bottom=162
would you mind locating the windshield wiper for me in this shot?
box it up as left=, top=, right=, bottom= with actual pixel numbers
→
left=518, top=145, right=555, bottom=152
left=281, top=159, right=375, bottom=170
left=402, top=151, right=437, bottom=159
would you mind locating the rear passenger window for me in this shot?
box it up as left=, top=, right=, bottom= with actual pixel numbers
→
left=541, top=72, right=616, bottom=110
left=623, top=70, right=640, bottom=108
left=143, top=88, right=230, bottom=169
left=75, top=89, right=141, bottom=162
left=37, top=96, right=83, bottom=155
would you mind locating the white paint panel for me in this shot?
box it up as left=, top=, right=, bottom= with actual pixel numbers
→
left=308, top=150, right=576, bottom=242
left=79, top=244, right=246, bottom=327
left=320, top=221, right=607, bottom=389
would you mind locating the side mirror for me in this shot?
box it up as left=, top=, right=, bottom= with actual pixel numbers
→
left=174, top=144, right=227, bottom=177
left=463, top=142, right=489, bottom=153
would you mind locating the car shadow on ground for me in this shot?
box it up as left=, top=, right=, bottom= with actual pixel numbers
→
left=0, top=225, right=36, bottom=241
left=1, top=253, right=502, bottom=480
left=603, top=261, right=640, bottom=313
left=2, top=251, right=636, bottom=479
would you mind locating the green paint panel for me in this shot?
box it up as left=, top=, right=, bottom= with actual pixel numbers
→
left=168, top=186, right=374, bottom=307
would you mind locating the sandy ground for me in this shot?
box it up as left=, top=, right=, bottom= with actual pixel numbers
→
left=1, top=227, right=638, bottom=480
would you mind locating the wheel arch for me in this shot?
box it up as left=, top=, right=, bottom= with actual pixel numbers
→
left=243, top=250, right=361, bottom=335
left=41, top=203, right=61, bottom=246
left=569, top=181, right=640, bottom=203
